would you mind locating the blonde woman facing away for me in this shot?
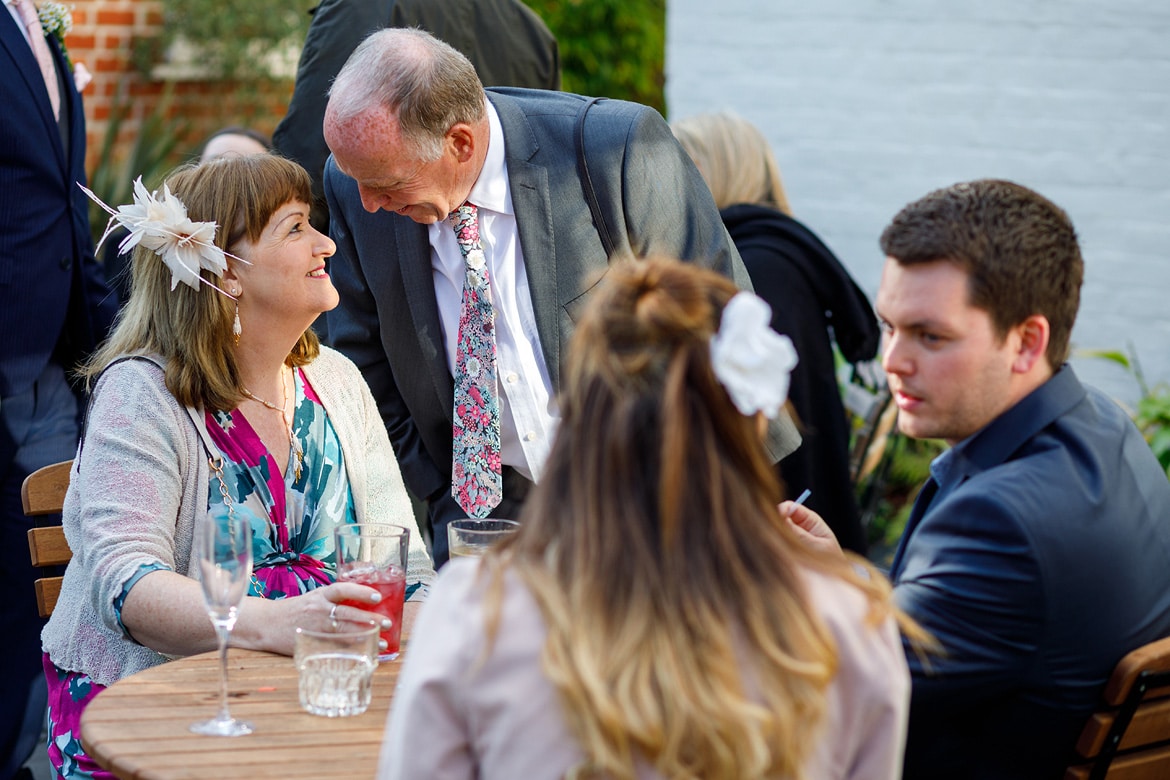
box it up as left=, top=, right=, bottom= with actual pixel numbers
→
left=380, top=258, right=920, bottom=780
left=41, top=154, right=432, bottom=779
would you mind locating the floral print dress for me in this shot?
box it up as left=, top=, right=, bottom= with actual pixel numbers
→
left=43, top=367, right=356, bottom=779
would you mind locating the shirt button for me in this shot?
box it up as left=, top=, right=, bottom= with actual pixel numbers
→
left=524, top=431, right=537, bottom=442
left=59, top=256, right=72, bottom=270
left=506, top=373, right=519, bottom=384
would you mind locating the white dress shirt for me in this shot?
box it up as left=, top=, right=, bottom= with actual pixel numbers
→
left=427, top=102, right=557, bottom=483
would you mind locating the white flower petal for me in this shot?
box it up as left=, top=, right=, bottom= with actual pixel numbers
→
left=79, top=175, right=230, bottom=292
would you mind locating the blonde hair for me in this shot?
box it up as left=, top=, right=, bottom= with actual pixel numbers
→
left=83, top=154, right=319, bottom=410
left=485, top=257, right=918, bottom=779
left=672, top=111, right=792, bottom=215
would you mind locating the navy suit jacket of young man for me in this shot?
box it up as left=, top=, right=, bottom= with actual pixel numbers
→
left=324, top=88, right=799, bottom=563
left=892, top=365, right=1170, bottom=780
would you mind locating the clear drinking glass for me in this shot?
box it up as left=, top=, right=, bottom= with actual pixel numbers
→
left=334, top=523, right=409, bottom=662
left=295, top=624, right=380, bottom=717
left=190, top=513, right=254, bottom=736
left=447, top=519, right=520, bottom=559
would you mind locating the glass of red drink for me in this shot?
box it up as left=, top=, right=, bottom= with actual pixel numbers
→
left=334, top=523, right=409, bottom=661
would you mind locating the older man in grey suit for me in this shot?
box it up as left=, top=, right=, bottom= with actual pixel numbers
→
left=323, top=28, right=798, bottom=565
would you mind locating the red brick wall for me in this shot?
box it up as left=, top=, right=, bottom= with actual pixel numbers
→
left=66, top=0, right=294, bottom=179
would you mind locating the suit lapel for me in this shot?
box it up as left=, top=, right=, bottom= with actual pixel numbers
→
left=398, top=218, right=455, bottom=422
left=889, top=477, right=939, bottom=578
left=0, top=9, right=60, bottom=149
left=488, top=91, right=562, bottom=389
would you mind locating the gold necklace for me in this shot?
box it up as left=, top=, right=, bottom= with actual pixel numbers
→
left=242, top=367, right=304, bottom=481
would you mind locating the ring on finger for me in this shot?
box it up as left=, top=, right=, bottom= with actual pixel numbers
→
left=329, top=602, right=340, bottom=630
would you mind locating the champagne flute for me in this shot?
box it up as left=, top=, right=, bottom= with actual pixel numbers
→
left=190, top=512, right=254, bottom=736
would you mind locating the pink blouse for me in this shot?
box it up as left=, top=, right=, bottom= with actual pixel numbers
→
left=379, top=560, right=911, bottom=779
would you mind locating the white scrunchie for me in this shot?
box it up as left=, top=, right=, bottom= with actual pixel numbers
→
left=709, top=292, right=798, bottom=418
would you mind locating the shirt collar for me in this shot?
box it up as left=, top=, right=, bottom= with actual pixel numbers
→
left=465, top=101, right=512, bottom=216
left=928, top=444, right=959, bottom=491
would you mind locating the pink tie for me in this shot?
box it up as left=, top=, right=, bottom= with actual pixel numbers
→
left=14, top=0, right=60, bottom=120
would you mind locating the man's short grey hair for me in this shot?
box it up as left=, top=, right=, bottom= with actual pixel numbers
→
left=328, top=28, right=487, bottom=162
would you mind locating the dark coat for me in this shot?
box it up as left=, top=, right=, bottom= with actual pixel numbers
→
left=721, top=203, right=878, bottom=553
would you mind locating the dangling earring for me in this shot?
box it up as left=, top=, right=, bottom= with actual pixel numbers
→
left=230, top=285, right=242, bottom=345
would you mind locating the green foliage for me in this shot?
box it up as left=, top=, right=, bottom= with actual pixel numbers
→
left=87, top=85, right=190, bottom=250
left=523, top=0, right=666, bottom=113
left=1083, top=344, right=1170, bottom=478
left=1136, top=389, right=1170, bottom=475
left=142, top=0, right=311, bottom=81
left=859, top=433, right=944, bottom=566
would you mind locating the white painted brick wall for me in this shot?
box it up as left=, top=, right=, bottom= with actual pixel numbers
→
left=667, top=0, right=1170, bottom=404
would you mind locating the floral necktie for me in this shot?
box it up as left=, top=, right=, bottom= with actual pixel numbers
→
left=449, top=203, right=502, bottom=517
left=14, top=0, right=60, bottom=120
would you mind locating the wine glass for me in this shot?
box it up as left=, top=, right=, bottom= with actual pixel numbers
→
left=190, top=512, right=254, bottom=736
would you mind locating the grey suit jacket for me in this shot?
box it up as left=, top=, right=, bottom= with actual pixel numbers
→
left=325, top=88, right=798, bottom=558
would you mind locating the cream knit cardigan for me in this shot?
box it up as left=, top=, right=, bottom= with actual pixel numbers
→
left=42, top=347, right=433, bottom=686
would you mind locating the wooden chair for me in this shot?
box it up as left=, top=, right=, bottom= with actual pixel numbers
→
left=1064, top=634, right=1170, bottom=780
left=22, top=459, right=73, bottom=618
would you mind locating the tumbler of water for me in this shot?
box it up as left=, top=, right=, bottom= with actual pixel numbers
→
left=295, top=625, right=380, bottom=717
left=190, top=512, right=254, bottom=737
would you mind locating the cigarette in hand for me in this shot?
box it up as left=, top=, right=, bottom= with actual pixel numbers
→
left=785, top=489, right=812, bottom=517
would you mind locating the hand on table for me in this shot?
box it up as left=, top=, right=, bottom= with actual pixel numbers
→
left=237, top=581, right=385, bottom=656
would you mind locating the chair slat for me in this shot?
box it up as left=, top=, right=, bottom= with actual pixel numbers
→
left=1076, top=696, right=1170, bottom=757
left=1065, top=635, right=1170, bottom=779
left=1103, top=636, right=1170, bottom=705
left=23, top=459, right=73, bottom=619
left=34, top=577, right=63, bottom=619
left=1066, top=742, right=1170, bottom=780
left=27, top=525, right=71, bottom=567
left=20, top=459, right=72, bottom=516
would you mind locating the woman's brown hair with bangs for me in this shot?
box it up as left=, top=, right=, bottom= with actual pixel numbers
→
left=82, top=153, right=320, bottom=410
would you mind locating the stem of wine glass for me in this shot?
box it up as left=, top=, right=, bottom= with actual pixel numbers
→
left=213, top=621, right=232, bottom=723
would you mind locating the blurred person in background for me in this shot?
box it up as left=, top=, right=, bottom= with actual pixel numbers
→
left=674, top=110, right=879, bottom=554
left=198, top=125, right=271, bottom=162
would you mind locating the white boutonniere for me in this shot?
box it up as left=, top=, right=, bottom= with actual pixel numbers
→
left=37, top=2, right=71, bottom=57
left=709, top=292, right=799, bottom=419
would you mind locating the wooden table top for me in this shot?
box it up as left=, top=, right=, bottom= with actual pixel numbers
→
left=80, top=648, right=402, bottom=780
